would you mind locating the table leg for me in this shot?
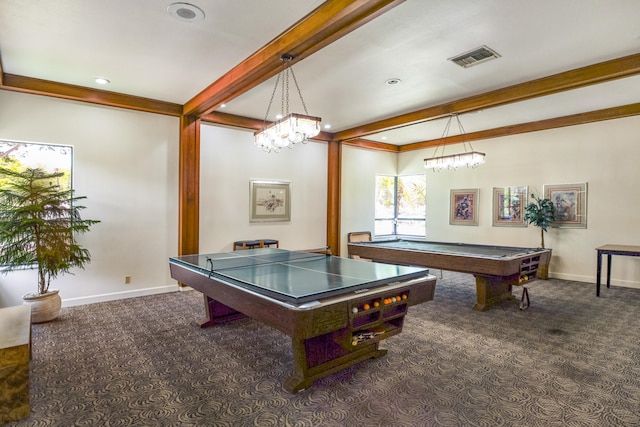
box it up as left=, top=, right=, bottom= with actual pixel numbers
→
left=606, top=254, right=612, bottom=289
left=198, top=295, right=245, bottom=328
left=285, top=338, right=317, bottom=393
left=596, top=251, right=602, bottom=296
left=284, top=336, right=387, bottom=393
left=473, top=274, right=516, bottom=311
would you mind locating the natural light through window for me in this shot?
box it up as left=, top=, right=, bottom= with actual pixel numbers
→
left=0, top=140, right=72, bottom=187
left=375, top=174, right=426, bottom=237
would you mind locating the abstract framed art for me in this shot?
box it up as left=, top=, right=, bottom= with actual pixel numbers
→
left=450, top=189, right=479, bottom=226
left=249, top=180, right=291, bottom=222
left=544, top=183, right=588, bottom=228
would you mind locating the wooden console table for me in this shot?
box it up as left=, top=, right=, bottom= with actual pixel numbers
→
left=596, top=244, right=640, bottom=296
left=233, top=239, right=279, bottom=251
left=0, top=305, right=32, bottom=423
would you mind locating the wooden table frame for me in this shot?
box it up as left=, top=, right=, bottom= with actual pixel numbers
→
left=169, top=260, right=436, bottom=393
left=348, top=240, right=551, bottom=311
left=0, top=305, right=31, bottom=423
left=596, top=244, right=640, bottom=296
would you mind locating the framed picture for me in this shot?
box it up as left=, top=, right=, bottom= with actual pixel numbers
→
left=450, top=189, right=479, bottom=226
left=250, top=180, right=291, bottom=222
left=544, top=183, right=587, bottom=228
left=492, top=186, right=528, bottom=227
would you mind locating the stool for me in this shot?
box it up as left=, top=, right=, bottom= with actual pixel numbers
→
left=233, top=240, right=261, bottom=251
left=260, top=239, right=279, bottom=248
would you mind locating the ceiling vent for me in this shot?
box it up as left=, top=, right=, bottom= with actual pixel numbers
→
left=448, top=45, right=501, bottom=68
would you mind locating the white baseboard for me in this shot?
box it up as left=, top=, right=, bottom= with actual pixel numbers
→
left=57, top=275, right=639, bottom=308
left=61, top=284, right=184, bottom=307
left=549, top=272, right=640, bottom=290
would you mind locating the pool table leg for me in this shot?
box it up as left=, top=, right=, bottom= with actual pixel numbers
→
left=473, top=274, right=516, bottom=311
left=284, top=336, right=387, bottom=393
left=198, top=295, right=245, bottom=328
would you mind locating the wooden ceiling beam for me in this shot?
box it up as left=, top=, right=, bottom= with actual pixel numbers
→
left=342, top=138, right=399, bottom=152
left=335, top=53, right=640, bottom=141
left=400, top=103, right=640, bottom=152
left=182, top=0, right=405, bottom=118
left=201, top=111, right=264, bottom=131
left=1, top=74, right=182, bottom=116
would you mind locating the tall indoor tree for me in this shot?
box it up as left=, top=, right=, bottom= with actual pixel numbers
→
left=0, top=167, right=99, bottom=322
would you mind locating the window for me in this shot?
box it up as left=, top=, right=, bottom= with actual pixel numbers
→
left=375, top=174, right=426, bottom=237
left=0, top=140, right=73, bottom=269
left=0, top=140, right=72, bottom=185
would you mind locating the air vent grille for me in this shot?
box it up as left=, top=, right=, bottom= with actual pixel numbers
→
left=448, top=45, right=501, bottom=68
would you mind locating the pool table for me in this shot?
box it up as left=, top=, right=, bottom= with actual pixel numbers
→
left=348, top=238, right=551, bottom=311
left=169, top=248, right=437, bottom=392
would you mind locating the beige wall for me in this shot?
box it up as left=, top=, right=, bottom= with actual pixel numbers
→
left=199, top=123, right=328, bottom=252
left=0, top=90, right=181, bottom=307
left=340, top=145, right=396, bottom=253
left=0, top=91, right=328, bottom=308
left=1, top=88, right=638, bottom=308
left=342, top=115, right=640, bottom=288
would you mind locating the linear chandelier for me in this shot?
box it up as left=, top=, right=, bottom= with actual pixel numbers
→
left=255, top=54, right=321, bottom=153
left=424, top=113, right=485, bottom=171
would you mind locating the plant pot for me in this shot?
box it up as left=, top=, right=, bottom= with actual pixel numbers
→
left=22, top=290, right=62, bottom=323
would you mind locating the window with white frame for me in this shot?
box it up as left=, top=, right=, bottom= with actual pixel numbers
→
left=374, top=174, right=426, bottom=237
left=0, top=140, right=73, bottom=268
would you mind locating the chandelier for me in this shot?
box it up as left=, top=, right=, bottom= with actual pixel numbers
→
left=255, top=54, right=321, bottom=153
left=424, top=113, right=485, bottom=171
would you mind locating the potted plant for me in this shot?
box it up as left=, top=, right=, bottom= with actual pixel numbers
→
left=524, top=193, right=555, bottom=279
left=0, top=167, right=99, bottom=322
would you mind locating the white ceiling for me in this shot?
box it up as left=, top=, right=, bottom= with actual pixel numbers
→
left=1, top=0, right=639, bottom=145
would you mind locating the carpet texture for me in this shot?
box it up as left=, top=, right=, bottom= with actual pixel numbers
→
left=4, top=272, right=640, bottom=426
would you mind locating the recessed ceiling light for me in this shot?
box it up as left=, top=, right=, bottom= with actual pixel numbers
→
left=94, top=78, right=110, bottom=85
left=381, top=136, right=387, bottom=140
left=324, top=124, right=331, bottom=129
left=220, top=103, right=226, bottom=108
left=167, top=2, right=205, bottom=22
left=385, top=78, right=401, bottom=86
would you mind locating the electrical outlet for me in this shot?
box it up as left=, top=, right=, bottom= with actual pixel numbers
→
left=124, top=275, right=131, bottom=284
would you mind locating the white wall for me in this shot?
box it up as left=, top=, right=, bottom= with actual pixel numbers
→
left=199, top=123, right=328, bottom=252
left=0, top=92, right=328, bottom=309
left=340, top=145, right=396, bottom=255
left=0, top=91, right=180, bottom=307
left=343, top=115, right=640, bottom=288
left=1, top=88, right=638, bottom=309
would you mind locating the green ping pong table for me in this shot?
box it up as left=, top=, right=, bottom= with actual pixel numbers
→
left=169, top=248, right=436, bottom=393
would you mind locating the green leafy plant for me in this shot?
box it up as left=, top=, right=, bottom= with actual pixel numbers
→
left=0, top=167, right=99, bottom=296
left=523, top=193, right=555, bottom=248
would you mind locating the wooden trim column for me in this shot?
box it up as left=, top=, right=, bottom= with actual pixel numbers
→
left=327, top=139, right=342, bottom=256
left=179, top=115, right=200, bottom=256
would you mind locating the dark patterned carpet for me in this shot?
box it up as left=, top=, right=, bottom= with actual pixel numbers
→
left=5, top=271, right=640, bottom=427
